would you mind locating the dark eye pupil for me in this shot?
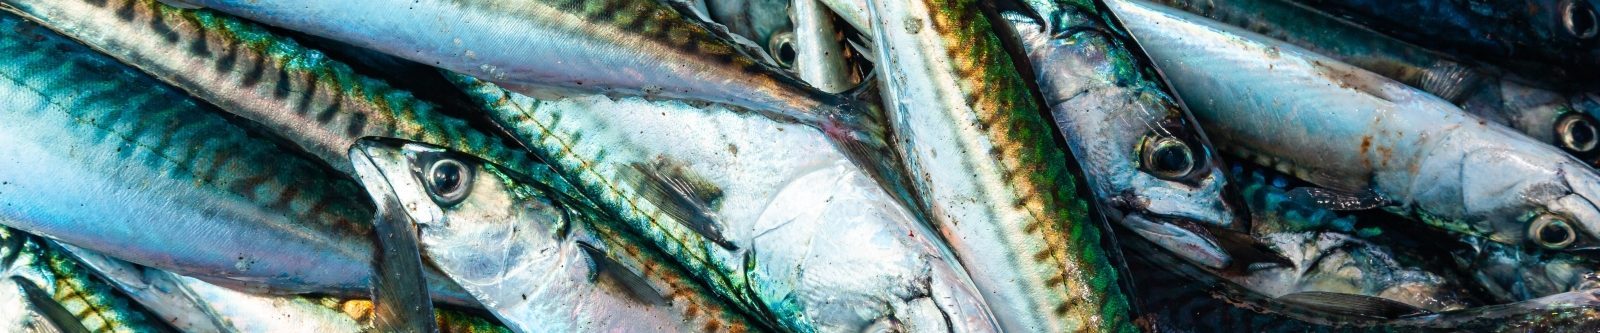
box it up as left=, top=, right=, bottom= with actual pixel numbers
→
left=1152, top=142, right=1193, bottom=174
left=1540, top=220, right=1574, bottom=245
left=431, top=162, right=462, bottom=194
left=1569, top=3, right=1598, bottom=38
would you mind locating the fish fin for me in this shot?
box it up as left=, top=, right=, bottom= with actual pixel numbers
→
left=577, top=242, right=668, bottom=306
left=1276, top=291, right=1429, bottom=319
left=1286, top=187, right=1390, bottom=211
left=1202, top=225, right=1293, bottom=270
left=367, top=191, right=438, bottom=333
left=621, top=160, right=738, bottom=250
left=11, top=277, right=93, bottom=333
left=154, top=0, right=202, bottom=9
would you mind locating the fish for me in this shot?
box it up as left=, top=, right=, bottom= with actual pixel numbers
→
left=161, top=0, right=919, bottom=218
left=0, top=0, right=570, bottom=196
left=0, top=13, right=475, bottom=306
left=703, top=0, right=794, bottom=67
left=1228, top=164, right=1476, bottom=312
left=791, top=0, right=858, bottom=93
left=994, top=0, right=1284, bottom=270
left=1291, top=0, right=1600, bottom=86
left=1452, top=233, right=1600, bottom=303
left=60, top=245, right=512, bottom=333
left=1107, top=0, right=1600, bottom=262
left=816, top=0, right=870, bottom=36
left=348, top=138, right=763, bottom=333
left=0, top=227, right=173, bottom=333
left=862, top=0, right=1137, bottom=331
left=448, top=75, right=998, bottom=333
left=1141, top=0, right=1600, bottom=165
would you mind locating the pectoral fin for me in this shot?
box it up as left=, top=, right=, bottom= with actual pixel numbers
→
left=366, top=178, right=437, bottom=333
left=578, top=242, right=668, bottom=306
left=11, top=276, right=92, bottom=333
left=622, top=161, right=738, bottom=250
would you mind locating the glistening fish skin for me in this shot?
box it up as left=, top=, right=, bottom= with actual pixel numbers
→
left=0, top=227, right=172, bottom=333
left=349, top=139, right=760, bottom=333
left=450, top=75, right=997, bottom=333
left=1294, top=0, right=1600, bottom=86
left=60, top=244, right=512, bottom=333
left=169, top=0, right=920, bottom=218
left=999, top=0, right=1258, bottom=270
left=1109, top=0, right=1600, bottom=262
left=1144, top=0, right=1600, bottom=164
left=0, top=14, right=473, bottom=305
left=0, top=0, right=554, bottom=186
left=864, top=0, right=1134, bottom=331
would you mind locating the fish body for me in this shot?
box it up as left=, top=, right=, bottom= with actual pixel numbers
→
left=1293, top=0, right=1600, bottom=86
left=1108, top=0, right=1600, bottom=262
left=863, top=0, right=1136, bottom=331
left=0, top=14, right=472, bottom=305
left=791, top=0, right=856, bottom=93
left=0, top=0, right=559, bottom=190
left=0, top=228, right=172, bottom=333
left=63, top=246, right=511, bottom=333
left=1144, top=0, right=1600, bottom=164
left=349, top=139, right=760, bottom=333
left=999, top=0, right=1265, bottom=270
left=450, top=75, right=997, bottom=333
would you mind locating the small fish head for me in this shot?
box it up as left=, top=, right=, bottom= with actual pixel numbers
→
left=349, top=138, right=572, bottom=277
left=1112, top=121, right=1257, bottom=269
left=1464, top=149, right=1600, bottom=258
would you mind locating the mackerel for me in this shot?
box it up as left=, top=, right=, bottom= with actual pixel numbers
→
left=863, top=0, right=1135, bottom=330
left=0, top=14, right=472, bottom=305
left=350, top=139, right=763, bottom=333
left=1109, top=0, right=1600, bottom=262
left=62, top=246, right=511, bottom=333
left=449, top=76, right=997, bottom=332
left=0, top=0, right=561, bottom=189
left=161, top=0, right=918, bottom=215
left=0, top=227, right=172, bottom=333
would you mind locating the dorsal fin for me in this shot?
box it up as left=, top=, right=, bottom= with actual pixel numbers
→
left=1277, top=291, right=1430, bottom=319
left=622, top=160, right=737, bottom=250
left=11, top=276, right=93, bottom=333
left=577, top=242, right=668, bottom=306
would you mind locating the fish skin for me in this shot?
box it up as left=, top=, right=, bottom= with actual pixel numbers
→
left=1108, top=0, right=1600, bottom=263
left=1144, top=0, right=1600, bottom=165
left=448, top=74, right=998, bottom=333
left=997, top=0, right=1265, bottom=270
left=163, top=0, right=923, bottom=219
left=0, top=0, right=571, bottom=196
left=863, top=0, right=1137, bottom=331
left=791, top=0, right=857, bottom=93
left=349, top=139, right=762, bottom=333
left=0, top=227, right=173, bottom=333
left=1292, top=0, right=1600, bottom=86
left=63, top=245, right=513, bottom=333
left=0, top=13, right=474, bottom=306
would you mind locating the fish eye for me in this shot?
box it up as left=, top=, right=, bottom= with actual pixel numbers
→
left=1557, top=113, right=1600, bottom=154
left=1531, top=214, right=1579, bottom=250
left=769, top=32, right=797, bottom=68
left=426, top=158, right=473, bottom=206
left=1565, top=0, right=1599, bottom=40
left=1141, top=136, right=1198, bottom=180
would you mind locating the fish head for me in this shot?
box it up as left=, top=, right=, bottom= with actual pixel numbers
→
left=1461, top=148, right=1600, bottom=258
left=348, top=138, right=572, bottom=274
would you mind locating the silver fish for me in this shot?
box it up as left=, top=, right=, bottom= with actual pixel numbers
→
left=0, top=13, right=472, bottom=306
left=998, top=0, right=1280, bottom=270
left=791, top=0, right=856, bottom=93
left=0, top=227, right=172, bottom=333
left=349, top=138, right=761, bottom=333
left=864, top=0, right=1136, bottom=330
left=164, top=0, right=917, bottom=215
left=450, top=75, right=997, bottom=333
left=1109, top=0, right=1600, bottom=261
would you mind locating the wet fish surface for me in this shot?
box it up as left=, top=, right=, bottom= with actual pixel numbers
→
left=0, top=227, right=173, bottom=333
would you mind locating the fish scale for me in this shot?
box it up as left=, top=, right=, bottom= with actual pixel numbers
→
left=0, top=13, right=478, bottom=306
left=0, top=227, right=172, bottom=333
left=0, top=0, right=566, bottom=198
left=866, top=0, right=1134, bottom=330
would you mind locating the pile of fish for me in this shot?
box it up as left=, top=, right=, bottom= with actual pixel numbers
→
left=0, top=0, right=1598, bottom=331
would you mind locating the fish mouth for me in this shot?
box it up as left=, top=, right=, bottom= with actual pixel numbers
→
left=1123, top=213, right=1232, bottom=269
